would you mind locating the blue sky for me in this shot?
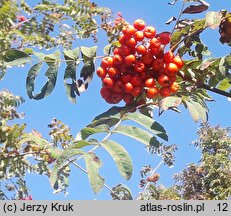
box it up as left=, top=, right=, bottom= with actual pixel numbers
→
left=1, top=0, right=231, bottom=200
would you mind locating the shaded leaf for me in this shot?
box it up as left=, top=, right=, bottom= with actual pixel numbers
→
left=124, top=112, right=168, bottom=141
left=26, top=63, right=42, bottom=99
left=64, top=62, right=78, bottom=103
left=168, top=0, right=178, bottom=5
left=166, top=16, right=177, bottom=25
left=114, top=125, right=161, bottom=148
left=84, top=152, right=105, bottom=193
left=3, top=49, right=30, bottom=66
left=88, top=106, right=124, bottom=128
left=33, top=64, right=59, bottom=100
left=101, top=140, right=133, bottom=180
left=183, top=4, right=209, bottom=14
left=103, top=44, right=112, bottom=55
left=206, top=11, right=223, bottom=29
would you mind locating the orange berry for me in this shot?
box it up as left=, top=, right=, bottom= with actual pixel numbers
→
left=144, top=78, right=156, bottom=87
left=171, top=56, right=184, bottom=69
left=165, top=62, right=179, bottom=75
left=96, top=67, right=107, bottom=79
left=144, top=26, right=156, bottom=38
left=163, top=51, right=174, bottom=63
left=123, top=82, right=134, bottom=93
left=102, top=77, right=114, bottom=88
left=102, top=56, right=114, bottom=68
left=158, top=74, right=171, bottom=87
left=125, top=54, right=136, bottom=66
left=108, top=67, right=119, bottom=78
left=169, top=82, right=179, bottom=93
left=133, top=31, right=144, bottom=41
left=146, top=87, right=158, bottom=98
left=136, top=44, right=147, bottom=55
left=133, top=19, right=146, bottom=31
left=142, top=52, right=153, bottom=65
left=122, top=24, right=136, bottom=36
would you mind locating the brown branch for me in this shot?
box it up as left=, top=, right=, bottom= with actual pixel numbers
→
left=197, top=83, right=231, bottom=98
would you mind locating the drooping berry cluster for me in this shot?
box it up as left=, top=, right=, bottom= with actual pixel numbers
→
left=97, top=19, right=184, bottom=105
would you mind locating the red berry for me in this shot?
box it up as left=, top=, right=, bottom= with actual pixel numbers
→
left=144, top=26, right=156, bottom=38
left=102, top=77, right=114, bottom=88
left=133, top=19, right=146, bottom=31
left=146, top=87, right=158, bottom=98
left=158, top=74, right=171, bottom=87
left=96, top=67, right=107, bottom=79
left=123, top=82, right=134, bottom=93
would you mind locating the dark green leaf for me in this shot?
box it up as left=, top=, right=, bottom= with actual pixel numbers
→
left=84, top=152, right=105, bottom=193
left=3, top=49, right=30, bottom=66
left=64, top=62, right=78, bottom=103
left=123, top=112, right=168, bottom=141
left=34, top=64, right=59, bottom=100
left=114, top=125, right=161, bottom=148
left=26, top=63, right=42, bottom=99
left=101, top=140, right=133, bottom=180
left=70, top=140, right=97, bottom=149
left=88, top=106, right=124, bottom=128
left=26, top=63, right=59, bottom=100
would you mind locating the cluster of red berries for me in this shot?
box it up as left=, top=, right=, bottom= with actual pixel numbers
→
left=97, top=19, right=184, bottom=105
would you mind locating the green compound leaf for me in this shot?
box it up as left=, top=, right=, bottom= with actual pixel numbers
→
left=101, top=140, right=133, bottom=180
left=84, top=152, right=105, bottom=193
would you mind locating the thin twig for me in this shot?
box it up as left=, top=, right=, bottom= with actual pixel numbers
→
left=170, top=0, right=186, bottom=35
left=75, top=118, right=123, bottom=162
left=72, top=161, right=121, bottom=199
left=142, top=160, right=164, bottom=193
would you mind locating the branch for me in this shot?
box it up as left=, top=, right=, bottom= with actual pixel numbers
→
left=198, top=83, right=231, bottom=98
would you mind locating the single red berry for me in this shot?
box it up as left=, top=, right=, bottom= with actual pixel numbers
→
left=102, top=77, right=114, bottom=88
left=133, top=19, right=146, bottom=31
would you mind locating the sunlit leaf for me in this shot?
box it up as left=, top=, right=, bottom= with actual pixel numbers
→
left=159, top=96, right=182, bottom=111
left=205, top=11, right=223, bottom=29
left=50, top=148, right=84, bottom=188
left=217, top=78, right=231, bottom=91
left=185, top=100, right=208, bottom=123
left=114, top=125, right=161, bottom=148
left=80, top=46, right=97, bottom=59
left=101, top=140, right=133, bottom=180
left=219, top=56, right=230, bottom=76
left=123, top=112, right=168, bottom=141
left=63, top=47, right=80, bottom=60
left=84, top=152, right=105, bottom=193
